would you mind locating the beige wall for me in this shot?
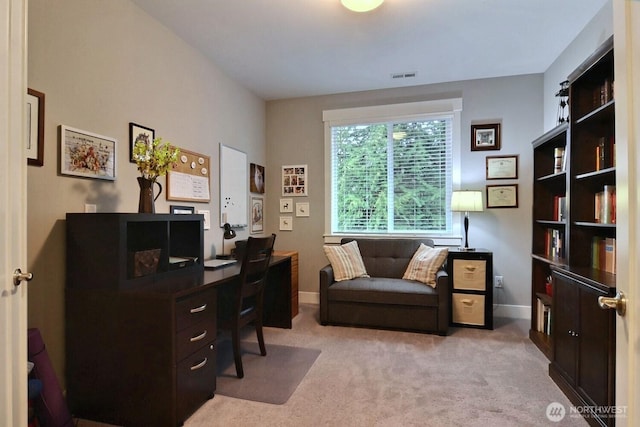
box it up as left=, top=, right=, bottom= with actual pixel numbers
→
left=27, top=0, right=266, bottom=384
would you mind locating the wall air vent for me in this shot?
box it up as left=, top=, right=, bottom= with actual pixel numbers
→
left=391, top=72, right=417, bottom=79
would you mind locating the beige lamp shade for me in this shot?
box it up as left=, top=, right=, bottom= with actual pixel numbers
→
left=341, top=0, right=384, bottom=12
left=451, top=191, right=484, bottom=212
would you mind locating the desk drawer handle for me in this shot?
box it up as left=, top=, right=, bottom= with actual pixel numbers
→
left=190, top=304, right=207, bottom=314
left=190, top=357, right=207, bottom=371
left=190, top=330, right=207, bottom=342
left=464, top=266, right=477, bottom=271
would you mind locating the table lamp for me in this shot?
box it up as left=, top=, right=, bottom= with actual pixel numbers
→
left=451, top=190, right=484, bottom=251
left=220, top=223, right=237, bottom=258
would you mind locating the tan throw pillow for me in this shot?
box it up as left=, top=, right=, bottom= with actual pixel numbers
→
left=403, top=244, right=449, bottom=287
left=323, top=241, right=369, bottom=281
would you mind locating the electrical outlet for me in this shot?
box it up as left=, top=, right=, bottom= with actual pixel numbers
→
left=84, top=203, right=97, bottom=213
left=495, top=276, right=504, bottom=288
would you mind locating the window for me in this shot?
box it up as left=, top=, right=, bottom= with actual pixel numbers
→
left=323, top=99, right=462, bottom=238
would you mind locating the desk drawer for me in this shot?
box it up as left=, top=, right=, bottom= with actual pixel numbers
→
left=453, top=259, right=486, bottom=290
left=176, top=342, right=216, bottom=423
left=176, top=288, right=216, bottom=331
left=176, top=317, right=216, bottom=361
left=452, top=293, right=485, bottom=326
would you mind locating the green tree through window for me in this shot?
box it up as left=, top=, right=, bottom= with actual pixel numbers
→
left=331, top=117, right=452, bottom=234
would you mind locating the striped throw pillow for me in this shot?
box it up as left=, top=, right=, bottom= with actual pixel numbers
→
left=323, top=241, right=369, bottom=281
left=403, top=244, right=449, bottom=287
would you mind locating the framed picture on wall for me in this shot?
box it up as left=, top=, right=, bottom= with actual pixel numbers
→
left=486, top=155, right=518, bottom=180
left=60, top=125, right=116, bottom=181
left=250, top=163, right=265, bottom=194
left=26, top=88, right=45, bottom=166
left=471, top=123, right=501, bottom=151
left=251, top=197, right=264, bottom=234
left=282, top=164, right=308, bottom=196
left=486, top=184, right=518, bottom=208
left=129, top=123, right=155, bottom=163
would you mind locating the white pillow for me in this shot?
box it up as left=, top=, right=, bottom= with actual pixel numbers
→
left=323, top=240, right=370, bottom=281
left=403, top=244, right=449, bottom=287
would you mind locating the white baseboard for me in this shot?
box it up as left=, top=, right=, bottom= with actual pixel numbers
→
left=493, top=304, right=531, bottom=320
left=299, top=291, right=531, bottom=321
left=299, top=291, right=319, bottom=305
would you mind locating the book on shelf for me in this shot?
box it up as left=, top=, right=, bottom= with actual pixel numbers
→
left=553, top=147, right=566, bottom=174
left=594, top=185, right=616, bottom=224
left=536, top=297, right=552, bottom=336
left=591, top=237, right=616, bottom=274
left=544, top=228, right=564, bottom=259
left=552, top=196, right=566, bottom=221
left=595, top=136, right=615, bottom=170
left=593, top=78, right=614, bottom=108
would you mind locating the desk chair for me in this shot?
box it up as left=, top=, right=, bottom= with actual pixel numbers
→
left=222, top=234, right=276, bottom=378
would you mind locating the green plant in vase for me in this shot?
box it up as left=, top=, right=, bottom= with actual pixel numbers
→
left=133, top=137, right=179, bottom=213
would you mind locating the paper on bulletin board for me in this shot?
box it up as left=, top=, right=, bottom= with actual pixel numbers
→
left=167, top=148, right=211, bottom=202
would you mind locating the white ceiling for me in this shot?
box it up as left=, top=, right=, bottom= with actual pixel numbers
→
left=131, top=0, right=608, bottom=100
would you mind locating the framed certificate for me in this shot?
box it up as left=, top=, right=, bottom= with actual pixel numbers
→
left=486, top=155, right=518, bottom=180
left=486, top=184, right=518, bottom=208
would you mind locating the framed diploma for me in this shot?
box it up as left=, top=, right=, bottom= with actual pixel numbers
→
left=486, top=155, right=518, bottom=180
left=486, top=184, right=518, bottom=208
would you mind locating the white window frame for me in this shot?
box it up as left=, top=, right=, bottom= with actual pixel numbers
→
left=323, top=98, right=463, bottom=245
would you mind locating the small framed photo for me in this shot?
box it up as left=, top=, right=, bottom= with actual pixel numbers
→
left=250, top=163, right=265, bottom=194
left=471, top=123, right=501, bottom=151
left=26, top=88, right=45, bottom=166
left=251, top=197, right=264, bottom=234
left=486, top=155, right=518, bottom=180
left=486, top=184, right=518, bottom=208
left=279, top=215, right=293, bottom=231
left=296, top=202, right=310, bottom=217
left=60, top=125, right=116, bottom=181
left=280, top=198, right=293, bottom=213
left=129, top=123, right=155, bottom=163
left=282, top=164, right=308, bottom=196
left=170, top=205, right=195, bottom=214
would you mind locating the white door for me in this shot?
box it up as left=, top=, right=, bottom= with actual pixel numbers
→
left=613, top=1, right=640, bottom=425
left=0, top=0, right=29, bottom=426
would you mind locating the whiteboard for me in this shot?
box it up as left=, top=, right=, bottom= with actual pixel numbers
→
left=219, top=144, right=248, bottom=227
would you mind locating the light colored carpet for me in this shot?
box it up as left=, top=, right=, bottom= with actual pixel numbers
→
left=185, top=304, right=589, bottom=427
left=216, top=339, right=321, bottom=404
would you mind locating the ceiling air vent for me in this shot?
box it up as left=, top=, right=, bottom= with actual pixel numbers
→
left=391, top=72, right=417, bottom=80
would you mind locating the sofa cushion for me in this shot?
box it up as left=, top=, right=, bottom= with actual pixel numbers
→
left=323, top=240, right=370, bottom=281
left=403, top=244, right=449, bottom=287
left=327, top=277, right=439, bottom=306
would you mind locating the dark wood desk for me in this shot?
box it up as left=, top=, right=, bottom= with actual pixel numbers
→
left=66, top=255, right=293, bottom=427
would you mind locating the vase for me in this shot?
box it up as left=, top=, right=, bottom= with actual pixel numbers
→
left=137, top=177, right=162, bottom=213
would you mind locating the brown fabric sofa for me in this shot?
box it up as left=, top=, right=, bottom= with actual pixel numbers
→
left=319, top=238, right=449, bottom=335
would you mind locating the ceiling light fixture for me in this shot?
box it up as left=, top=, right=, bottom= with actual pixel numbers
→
left=341, top=0, right=384, bottom=13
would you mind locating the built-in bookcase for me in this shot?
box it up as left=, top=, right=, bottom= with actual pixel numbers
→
left=530, top=37, right=616, bottom=427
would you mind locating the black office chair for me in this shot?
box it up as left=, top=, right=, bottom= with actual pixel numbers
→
left=221, top=234, right=276, bottom=378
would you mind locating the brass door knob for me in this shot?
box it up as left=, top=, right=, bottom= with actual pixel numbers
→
left=598, top=291, right=626, bottom=316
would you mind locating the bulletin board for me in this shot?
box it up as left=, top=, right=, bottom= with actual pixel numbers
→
left=219, top=144, right=248, bottom=227
left=166, top=148, right=211, bottom=202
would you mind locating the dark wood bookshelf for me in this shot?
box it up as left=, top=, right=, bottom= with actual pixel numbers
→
left=530, top=36, right=616, bottom=427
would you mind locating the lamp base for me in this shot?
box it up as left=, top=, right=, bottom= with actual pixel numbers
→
left=458, top=247, right=476, bottom=251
